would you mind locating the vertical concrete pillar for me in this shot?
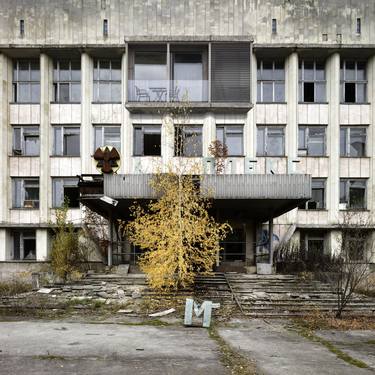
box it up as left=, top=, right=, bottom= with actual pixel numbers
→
left=81, top=52, right=93, bottom=174
left=247, top=51, right=257, bottom=158
left=326, top=53, right=340, bottom=223
left=39, top=53, right=52, bottom=223
left=0, top=229, right=7, bottom=261
left=121, top=50, right=132, bottom=174
left=203, top=112, right=215, bottom=158
left=36, top=229, right=48, bottom=261
left=0, top=54, right=11, bottom=224
left=327, top=230, right=342, bottom=257
left=268, top=218, right=274, bottom=266
left=285, top=52, right=298, bottom=160
left=245, top=221, right=255, bottom=270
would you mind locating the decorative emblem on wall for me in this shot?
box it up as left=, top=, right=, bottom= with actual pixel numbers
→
left=93, top=146, right=121, bottom=174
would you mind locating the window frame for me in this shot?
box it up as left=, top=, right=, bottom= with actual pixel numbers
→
left=12, top=125, right=40, bottom=156
left=93, top=59, right=122, bottom=103
left=216, top=125, right=244, bottom=156
left=53, top=125, right=81, bottom=157
left=12, top=177, right=40, bottom=209
left=299, top=178, right=326, bottom=210
left=257, top=60, right=285, bottom=103
left=133, top=124, right=162, bottom=157
left=53, top=60, right=81, bottom=103
left=52, top=177, right=80, bottom=208
left=340, top=178, right=367, bottom=210
left=256, top=125, right=285, bottom=157
left=12, top=230, right=36, bottom=260
left=93, top=124, right=121, bottom=153
left=12, top=60, right=40, bottom=103
left=340, top=126, right=367, bottom=157
left=299, top=60, right=326, bottom=103
left=340, top=60, right=367, bottom=103
left=174, top=125, right=203, bottom=157
left=298, top=125, right=327, bottom=156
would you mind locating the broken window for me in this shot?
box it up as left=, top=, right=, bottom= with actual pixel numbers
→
left=12, top=60, right=40, bottom=103
left=299, top=60, right=326, bottom=102
left=340, top=127, right=366, bottom=157
left=175, top=125, right=202, bottom=157
left=134, top=125, right=161, bottom=156
left=94, top=125, right=121, bottom=152
left=257, top=126, right=285, bottom=156
left=340, top=179, right=367, bottom=209
left=52, top=177, right=79, bottom=208
left=53, top=126, right=80, bottom=156
left=301, top=231, right=325, bottom=262
left=216, top=125, right=243, bottom=156
left=257, top=60, right=285, bottom=102
left=340, top=60, right=367, bottom=103
left=12, top=126, right=40, bottom=156
left=93, top=59, right=121, bottom=102
left=299, top=179, right=326, bottom=210
left=298, top=126, right=326, bottom=156
left=53, top=60, right=81, bottom=103
left=13, top=230, right=36, bottom=260
left=12, top=178, right=39, bottom=209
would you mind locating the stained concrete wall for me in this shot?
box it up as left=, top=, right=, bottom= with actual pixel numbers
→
left=0, top=0, right=374, bottom=46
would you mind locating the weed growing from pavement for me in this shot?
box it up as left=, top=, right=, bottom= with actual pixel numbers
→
left=290, top=324, right=369, bottom=369
left=208, top=325, right=257, bottom=375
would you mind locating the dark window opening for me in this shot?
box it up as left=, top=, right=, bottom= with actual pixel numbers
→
left=272, top=19, right=277, bottom=34
left=357, top=18, right=361, bottom=34
left=220, top=228, right=246, bottom=262
left=134, top=125, right=161, bottom=156
left=64, top=186, right=79, bottom=208
left=303, top=82, right=315, bottom=102
left=103, top=19, right=108, bottom=37
left=20, top=20, right=24, bottom=36
left=13, top=231, right=36, bottom=260
left=345, top=82, right=356, bottom=102
left=144, top=133, right=161, bottom=156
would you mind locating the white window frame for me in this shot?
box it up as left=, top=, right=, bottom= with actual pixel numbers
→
left=12, top=60, right=40, bottom=103
left=298, top=125, right=327, bottom=156
left=93, top=125, right=121, bottom=152
left=340, top=126, right=367, bottom=157
left=12, top=178, right=40, bottom=209
left=52, top=177, right=79, bottom=208
left=53, top=125, right=80, bottom=156
left=12, top=125, right=40, bottom=156
left=299, top=60, right=326, bottom=103
left=216, top=125, right=244, bottom=156
left=340, top=178, right=367, bottom=210
left=257, top=125, right=285, bottom=156
left=12, top=230, right=36, bottom=260
left=340, top=60, right=367, bottom=103
left=53, top=60, right=81, bottom=103
left=257, top=60, right=285, bottom=103
left=133, top=124, right=162, bottom=156
left=93, top=59, right=122, bottom=103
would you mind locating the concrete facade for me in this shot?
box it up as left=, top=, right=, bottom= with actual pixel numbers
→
left=0, top=0, right=375, bottom=272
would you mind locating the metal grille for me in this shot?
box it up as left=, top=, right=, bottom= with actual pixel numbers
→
left=211, top=43, right=250, bottom=103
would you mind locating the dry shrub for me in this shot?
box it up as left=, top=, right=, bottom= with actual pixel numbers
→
left=0, top=279, right=32, bottom=297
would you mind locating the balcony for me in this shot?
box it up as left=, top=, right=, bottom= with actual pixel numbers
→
left=128, top=80, right=208, bottom=103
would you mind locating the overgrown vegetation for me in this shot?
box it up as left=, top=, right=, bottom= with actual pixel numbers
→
left=122, top=173, right=231, bottom=291
left=50, top=201, right=91, bottom=282
left=0, top=280, right=32, bottom=297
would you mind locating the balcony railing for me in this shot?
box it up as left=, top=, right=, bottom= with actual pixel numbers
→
left=128, top=80, right=209, bottom=102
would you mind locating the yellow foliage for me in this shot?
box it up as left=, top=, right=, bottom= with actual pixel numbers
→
left=121, top=173, right=231, bottom=291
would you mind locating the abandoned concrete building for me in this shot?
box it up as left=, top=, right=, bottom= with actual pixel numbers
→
left=0, top=0, right=375, bottom=276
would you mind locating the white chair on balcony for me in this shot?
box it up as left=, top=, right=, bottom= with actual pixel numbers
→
left=135, top=85, right=150, bottom=101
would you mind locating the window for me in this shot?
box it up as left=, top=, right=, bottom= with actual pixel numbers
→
left=53, top=60, right=81, bottom=103
left=272, top=19, right=277, bottom=34
left=19, top=20, right=24, bottom=37
left=216, top=125, right=243, bottom=156
left=12, top=60, right=40, bottom=103
left=301, top=231, right=325, bottom=262
left=299, top=179, right=326, bottom=210
left=257, top=60, right=285, bottom=103
left=52, top=178, right=79, bottom=208
left=13, top=230, right=36, bottom=260
left=340, top=60, right=367, bottom=103
left=12, top=178, right=39, bottom=209
left=94, top=125, right=121, bottom=152
left=134, top=125, right=161, bottom=156
left=93, top=59, right=121, bottom=102
left=220, top=228, right=246, bottom=262
left=257, top=126, right=285, bottom=156
left=356, top=18, right=361, bottom=34
left=340, top=127, right=366, bottom=157
left=103, top=19, right=108, bottom=37
left=299, top=60, right=326, bottom=102
left=12, top=126, right=39, bottom=156
left=53, top=126, right=80, bottom=156
left=298, top=126, right=326, bottom=156
left=340, top=179, right=367, bottom=209
left=175, top=125, right=203, bottom=157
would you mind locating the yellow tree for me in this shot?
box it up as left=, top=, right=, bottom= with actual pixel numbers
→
left=123, top=173, right=231, bottom=291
